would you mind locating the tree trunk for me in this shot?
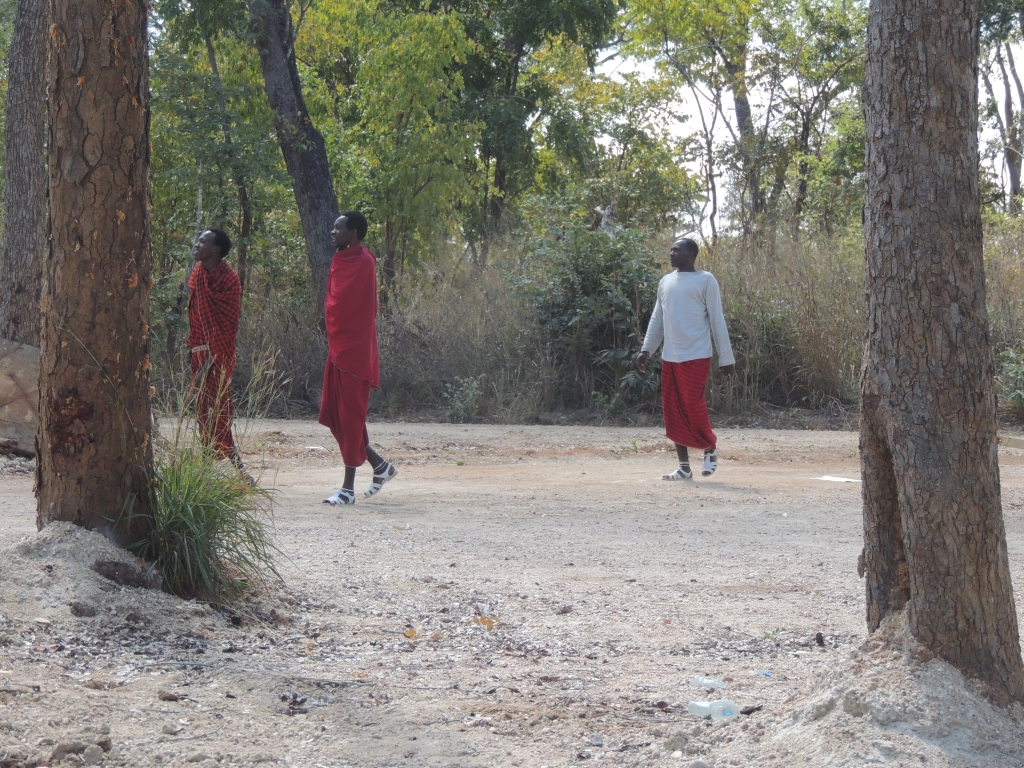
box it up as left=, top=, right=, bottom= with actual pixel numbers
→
left=204, top=34, right=253, bottom=293
left=248, top=0, right=338, bottom=305
left=37, top=0, right=154, bottom=538
left=995, top=44, right=1022, bottom=213
left=862, top=0, right=1024, bottom=702
left=0, top=0, right=48, bottom=345
left=709, top=36, right=763, bottom=230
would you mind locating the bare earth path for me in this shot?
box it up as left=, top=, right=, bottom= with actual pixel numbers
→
left=1, top=421, right=1023, bottom=767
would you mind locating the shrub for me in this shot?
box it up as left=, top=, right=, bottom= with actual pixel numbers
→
left=138, top=446, right=280, bottom=601
left=519, top=225, right=663, bottom=411
left=1000, top=348, right=1024, bottom=419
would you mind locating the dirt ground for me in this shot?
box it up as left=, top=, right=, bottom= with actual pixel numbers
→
left=2, top=420, right=1024, bottom=767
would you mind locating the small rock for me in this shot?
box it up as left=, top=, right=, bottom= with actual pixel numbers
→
left=83, top=744, right=104, bottom=765
left=160, top=724, right=181, bottom=735
left=157, top=689, right=181, bottom=702
left=186, top=752, right=211, bottom=762
left=587, top=734, right=603, bottom=747
left=96, top=724, right=110, bottom=735
left=52, top=740, right=87, bottom=757
left=671, top=750, right=683, bottom=758
left=555, top=604, right=573, bottom=615
left=664, top=732, right=688, bottom=752
left=809, top=695, right=837, bottom=721
left=843, top=691, right=869, bottom=717
left=70, top=601, right=98, bottom=617
left=688, top=761, right=710, bottom=768
left=94, top=737, right=113, bottom=752
left=90, top=559, right=163, bottom=590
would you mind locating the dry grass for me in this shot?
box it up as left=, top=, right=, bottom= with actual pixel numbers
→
left=154, top=222, right=1024, bottom=424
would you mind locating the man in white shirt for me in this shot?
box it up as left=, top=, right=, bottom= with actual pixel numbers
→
left=635, top=238, right=735, bottom=479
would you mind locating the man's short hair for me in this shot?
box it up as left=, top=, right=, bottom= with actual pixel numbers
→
left=674, top=238, right=699, bottom=260
left=341, top=210, right=368, bottom=241
left=210, top=228, right=232, bottom=257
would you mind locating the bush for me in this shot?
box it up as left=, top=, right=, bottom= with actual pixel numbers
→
left=138, top=446, right=279, bottom=601
left=519, top=225, right=663, bottom=411
left=1000, top=348, right=1024, bottom=419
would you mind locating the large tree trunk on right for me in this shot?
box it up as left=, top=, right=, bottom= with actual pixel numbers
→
left=248, top=0, right=338, bottom=305
left=0, top=0, right=48, bottom=345
left=37, top=0, right=153, bottom=538
left=861, top=0, right=1024, bottom=702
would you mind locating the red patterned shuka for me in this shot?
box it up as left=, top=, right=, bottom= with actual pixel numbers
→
left=188, top=260, right=242, bottom=457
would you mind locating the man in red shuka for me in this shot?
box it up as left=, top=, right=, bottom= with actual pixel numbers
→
left=320, top=211, right=397, bottom=506
left=188, top=228, right=252, bottom=483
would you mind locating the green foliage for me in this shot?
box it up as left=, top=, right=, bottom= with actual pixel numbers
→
left=520, top=226, right=663, bottom=409
left=444, top=375, right=485, bottom=422
left=136, top=445, right=279, bottom=602
left=1000, top=348, right=1024, bottom=418
left=303, top=1, right=480, bottom=278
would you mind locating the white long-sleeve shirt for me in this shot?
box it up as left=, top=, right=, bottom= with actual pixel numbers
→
left=641, top=270, right=735, bottom=366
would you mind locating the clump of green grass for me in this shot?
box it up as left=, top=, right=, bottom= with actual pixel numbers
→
left=131, top=343, right=284, bottom=603
left=133, top=445, right=279, bottom=602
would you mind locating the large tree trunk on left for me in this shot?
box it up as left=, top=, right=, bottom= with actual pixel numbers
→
left=0, top=0, right=48, bottom=345
left=861, top=0, right=1024, bottom=703
left=248, top=0, right=339, bottom=306
left=37, top=0, right=153, bottom=537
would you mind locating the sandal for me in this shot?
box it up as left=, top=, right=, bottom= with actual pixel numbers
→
left=324, top=488, right=356, bottom=506
left=702, top=449, right=718, bottom=477
left=364, top=461, right=398, bottom=498
left=663, top=463, right=692, bottom=480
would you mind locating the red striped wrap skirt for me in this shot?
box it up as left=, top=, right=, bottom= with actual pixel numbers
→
left=661, top=358, right=716, bottom=451
left=319, top=362, right=371, bottom=467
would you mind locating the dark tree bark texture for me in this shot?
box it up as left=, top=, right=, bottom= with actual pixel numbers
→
left=0, top=0, right=48, bottom=345
left=248, top=0, right=339, bottom=305
left=37, top=0, right=154, bottom=536
left=861, top=0, right=1024, bottom=702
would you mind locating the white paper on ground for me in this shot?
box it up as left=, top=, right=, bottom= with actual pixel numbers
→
left=813, top=475, right=860, bottom=483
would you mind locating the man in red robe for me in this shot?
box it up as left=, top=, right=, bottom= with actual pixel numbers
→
left=320, top=211, right=397, bottom=505
left=188, top=228, right=252, bottom=482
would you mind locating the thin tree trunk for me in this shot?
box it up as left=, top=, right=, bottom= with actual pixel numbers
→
left=248, top=0, right=338, bottom=305
left=204, top=34, right=253, bottom=292
left=38, top=0, right=153, bottom=537
left=862, top=0, right=1024, bottom=702
left=995, top=44, right=1022, bottom=213
left=165, top=173, right=202, bottom=369
left=709, top=36, right=762, bottom=231
left=0, top=0, right=48, bottom=345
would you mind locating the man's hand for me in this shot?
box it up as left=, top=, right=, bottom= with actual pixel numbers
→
left=720, top=364, right=735, bottom=377
left=635, top=351, right=650, bottom=372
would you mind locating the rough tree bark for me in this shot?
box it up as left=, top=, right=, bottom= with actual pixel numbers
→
left=861, top=0, right=1024, bottom=702
left=0, top=0, right=48, bottom=345
left=248, top=0, right=338, bottom=304
left=37, top=0, right=154, bottom=536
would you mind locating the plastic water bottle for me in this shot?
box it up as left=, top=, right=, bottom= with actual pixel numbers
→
left=690, top=676, right=725, bottom=688
left=687, top=700, right=739, bottom=720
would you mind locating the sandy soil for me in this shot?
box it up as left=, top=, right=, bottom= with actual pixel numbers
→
left=1, top=420, right=1023, bottom=768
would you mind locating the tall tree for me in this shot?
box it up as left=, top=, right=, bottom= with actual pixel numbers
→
left=0, top=0, right=47, bottom=345
left=248, top=0, right=338, bottom=303
left=860, top=0, right=1024, bottom=702
left=37, top=0, right=154, bottom=535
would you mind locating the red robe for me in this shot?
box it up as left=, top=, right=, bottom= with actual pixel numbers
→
left=188, top=261, right=241, bottom=457
left=319, top=244, right=380, bottom=466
